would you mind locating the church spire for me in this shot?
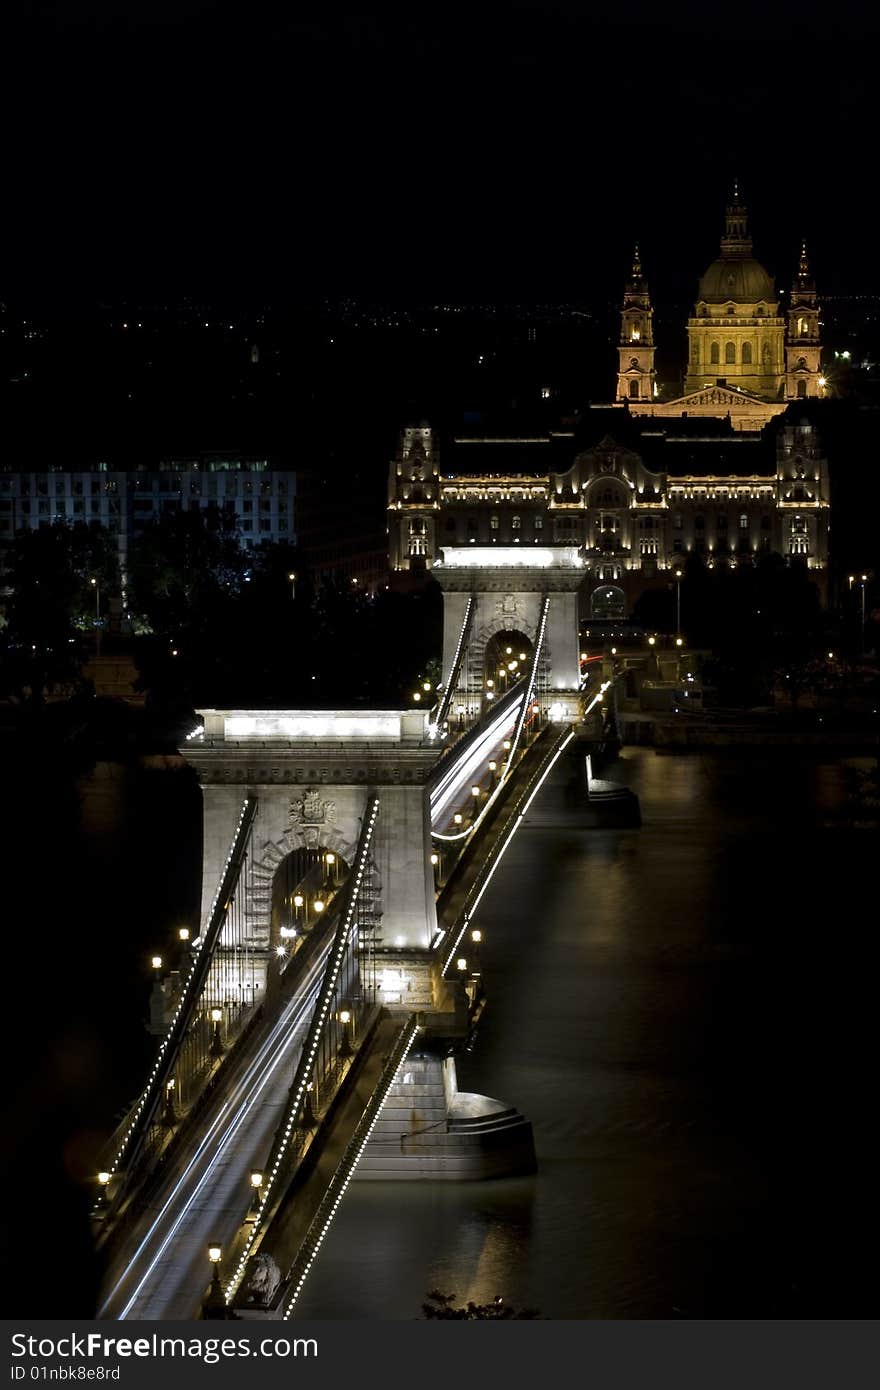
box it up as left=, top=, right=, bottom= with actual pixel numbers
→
left=795, top=238, right=814, bottom=292
left=616, top=244, right=656, bottom=405
left=722, top=182, right=752, bottom=257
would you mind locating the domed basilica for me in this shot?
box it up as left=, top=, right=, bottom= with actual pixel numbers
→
left=617, top=187, right=823, bottom=431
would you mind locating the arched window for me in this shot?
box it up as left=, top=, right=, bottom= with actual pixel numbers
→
left=725, top=341, right=736, bottom=364
left=797, top=380, right=807, bottom=398
left=512, top=514, right=521, bottom=529
left=741, top=341, right=753, bottom=365
left=598, top=489, right=622, bottom=508
left=490, top=514, right=499, bottom=530
left=628, top=379, right=639, bottom=399
left=710, top=341, right=720, bottom=364
left=739, top=513, right=749, bottom=530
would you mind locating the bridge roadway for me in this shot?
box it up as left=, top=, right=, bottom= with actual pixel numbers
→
left=98, top=938, right=334, bottom=1320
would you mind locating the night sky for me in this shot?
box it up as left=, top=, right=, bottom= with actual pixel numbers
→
left=3, top=2, right=879, bottom=307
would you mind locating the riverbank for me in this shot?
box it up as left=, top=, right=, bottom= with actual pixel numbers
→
left=620, top=709, right=880, bottom=751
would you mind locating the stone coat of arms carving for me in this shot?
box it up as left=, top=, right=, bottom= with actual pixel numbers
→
left=289, top=788, right=337, bottom=846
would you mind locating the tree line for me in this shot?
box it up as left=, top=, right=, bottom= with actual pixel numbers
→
left=0, top=507, right=443, bottom=713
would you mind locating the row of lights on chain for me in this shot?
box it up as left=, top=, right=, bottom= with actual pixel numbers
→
left=97, top=799, right=254, bottom=1199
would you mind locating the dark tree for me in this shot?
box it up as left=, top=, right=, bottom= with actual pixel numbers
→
left=0, top=521, right=119, bottom=708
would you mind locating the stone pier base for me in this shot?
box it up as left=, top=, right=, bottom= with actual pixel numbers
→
left=354, top=1053, right=536, bottom=1181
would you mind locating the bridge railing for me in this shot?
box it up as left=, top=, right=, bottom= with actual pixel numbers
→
left=279, top=1012, right=422, bottom=1318
left=225, top=794, right=382, bottom=1303
left=96, top=795, right=259, bottom=1212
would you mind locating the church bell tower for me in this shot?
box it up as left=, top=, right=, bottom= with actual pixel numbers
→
left=785, top=241, right=824, bottom=400
left=616, top=245, right=656, bottom=404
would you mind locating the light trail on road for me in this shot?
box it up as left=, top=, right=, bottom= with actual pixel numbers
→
left=99, top=942, right=332, bottom=1320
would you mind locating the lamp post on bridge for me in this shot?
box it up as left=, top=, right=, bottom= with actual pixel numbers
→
left=338, top=1008, right=353, bottom=1058
left=249, top=1170, right=263, bottom=1216
left=209, top=1007, right=224, bottom=1058
left=203, top=1243, right=228, bottom=1319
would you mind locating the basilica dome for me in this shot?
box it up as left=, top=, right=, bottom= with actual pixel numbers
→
left=698, top=255, right=776, bottom=305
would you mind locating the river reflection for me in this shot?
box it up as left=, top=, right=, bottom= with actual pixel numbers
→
left=293, top=747, right=877, bottom=1319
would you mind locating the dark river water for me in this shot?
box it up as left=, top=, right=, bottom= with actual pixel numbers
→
left=5, top=743, right=876, bottom=1318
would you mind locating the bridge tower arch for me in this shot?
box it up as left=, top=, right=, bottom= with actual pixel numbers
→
left=432, top=548, right=585, bottom=722
left=186, top=710, right=440, bottom=961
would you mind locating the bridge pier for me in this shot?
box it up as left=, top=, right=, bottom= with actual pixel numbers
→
left=354, top=1047, right=535, bottom=1182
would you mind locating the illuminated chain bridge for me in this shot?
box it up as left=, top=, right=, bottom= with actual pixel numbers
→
left=93, top=544, right=615, bottom=1321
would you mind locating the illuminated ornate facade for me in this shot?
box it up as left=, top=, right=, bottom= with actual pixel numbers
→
left=623, top=191, right=825, bottom=432
left=388, top=418, right=830, bottom=612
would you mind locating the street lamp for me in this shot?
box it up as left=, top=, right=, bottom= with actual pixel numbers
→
left=162, top=1077, right=177, bottom=1128
left=204, top=1243, right=226, bottom=1316
left=860, top=574, right=868, bottom=656
left=674, top=568, right=683, bottom=640
left=96, top=1171, right=111, bottom=1209
left=288, top=572, right=297, bottom=600
left=90, top=576, right=101, bottom=660
left=249, top=1170, right=263, bottom=1214
left=338, top=1008, right=353, bottom=1058
left=313, top=899, right=325, bottom=915
left=209, top=1006, right=224, bottom=1058
left=178, top=927, right=190, bottom=943
left=151, top=955, right=162, bottom=976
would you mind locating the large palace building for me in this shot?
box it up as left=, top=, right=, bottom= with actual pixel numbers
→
left=388, top=413, right=830, bottom=617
